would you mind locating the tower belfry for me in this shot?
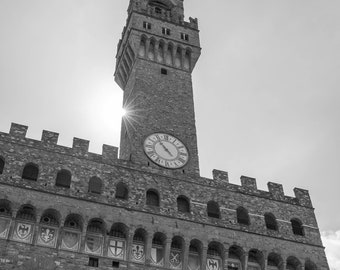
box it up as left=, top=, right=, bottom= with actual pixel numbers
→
left=115, top=0, right=201, bottom=176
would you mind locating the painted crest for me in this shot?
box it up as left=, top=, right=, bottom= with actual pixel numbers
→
left=131, top=244, right=145, bottom=262
left=206, top=258, right=220, bottom=270
left=37, top=226, right=58, bottom=247
left=16, top=223, right=32, bottom=240
left=40, top=227, right=55, bottom=243
left=151, top=247, right=164, bottom=266
left=188, top=254, right=200, bottom=270
left=170, top=250, right=182, bottom=269
left=0, top=218, right=10, bottom=239
left=108, top=239, right=125, bottom=259
left=61, top=231, right=80, bottom=251
left=85, top=235, right=103, bottom=255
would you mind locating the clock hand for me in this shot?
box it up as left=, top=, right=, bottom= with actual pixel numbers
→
left=160, top=141, right=173, bottom=157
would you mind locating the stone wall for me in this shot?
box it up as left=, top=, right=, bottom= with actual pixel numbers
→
left=0, top=123, right=329, bottom=269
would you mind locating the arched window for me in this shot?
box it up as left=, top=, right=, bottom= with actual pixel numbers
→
left=305, top=259, right=317, bottom=270
left=87, top=219, right=105, bottom=235
left=22, top=163, right=39, bottom=181
left=109, top=223, right=128, bottom=239
left=133, top=228, right=146, bottom=243
left=265, top=213, right=278, bottom=231
left=148, top=39, right=156, bottom=60
left=177, top=196, right=190, bottom=213
left=37, top=210, right=61, bottom=247
left=267, top=252, right=283, bottom=270
left=16, top=205, right=36, bottom=221
left=248, top=249, right=264, bottom=270
left=189, top=239, right=202, bottom=270
left=132, top=228, right=147, bottom=263
left=40, top=209, right=60, bottom=227
left=116, top=182, right=129, bottom=200
left=286, top=256, right=301, bottom=270
left=146, top=189, right=160, bottom=207
left=170, top=236, right=184, bottom=269
left=139, top=36, right=147, bottom=57
left=236, top=207, right=250, bottom=225
left=207, top=242, right=223, bottom=270
left=108, top=223, right=128, bottom=259
left=149, top=0, right=171, bottom=11
left=55, top=169, right=71, bottom=188
left=14, top=205, right=36, bottom=243
left=228, top=245, right=244, bottom=270
left=0, top=200, right=11, bottom=217
left=64, top=214, right=83, bottom=231
left=184, top=49, right=191, bottom=70
left=61, top=214, right=83, bottom=252
left=291, top=218, right=304, bottom=236
left=0, top=157, right=4, bottom=174
left=157, top=40, right=165, bottom=62
left=207, top=201, right=220, bottom=219
left=151, top=232, right=166, bottom=266
left=85, top=219, right=106, bottom=255
left=88, top=177, right=102, bottom=194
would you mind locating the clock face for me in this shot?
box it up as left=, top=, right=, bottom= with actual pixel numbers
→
left=143, top=133, right=189, bottom=169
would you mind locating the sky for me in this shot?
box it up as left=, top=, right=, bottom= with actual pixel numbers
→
left=0, top=0, right=339, bottom=267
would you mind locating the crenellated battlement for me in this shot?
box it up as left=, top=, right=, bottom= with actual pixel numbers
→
left=0, top=123, right=314, bottom=209
left=128, top=0, right=198, bottom=29
left=5, top=123, right=119, bottom=163
left=211, top=169, right=313, bottom=208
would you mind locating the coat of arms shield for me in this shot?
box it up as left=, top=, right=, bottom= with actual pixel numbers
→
left=61, top=231, right=80, bottom=251
left=151, top=246, right=164, bottom=266
left=85, top=235, right=103, bottom=255
left=170, top=250, right=182, bottom=269
left=37, top=226, right=57, bottom=247
left=108, top=239, right=125, bottom=259
left=15, top=223, right=32, bottom=240
left=206, top=258, right=220, bottom=270
left=40, top=227, right=55, bottom=243
left=0, top=218, right=10, bottom=239
left=188, top=253, right=200, bottom=270
left=131, top=244, right=145, bottom=262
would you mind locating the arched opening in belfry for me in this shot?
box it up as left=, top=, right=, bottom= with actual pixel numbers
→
left=286, top=256, right=302, bottom=270
left=148, top=0, right=172, bottom=11
left=148, top=39, right=156, bottom=60
left=157, top=40, right=165, bottom=62
left=139, top=36, right=147, bottom=57
left=174, top=47, right=182, bottom=68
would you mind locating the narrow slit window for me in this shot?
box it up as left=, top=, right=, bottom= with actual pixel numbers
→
left=180, top=33, right=189, bottom=41
left=162, top=27, right=171, bottom=36
left=143, top=21, right=151, bottom=30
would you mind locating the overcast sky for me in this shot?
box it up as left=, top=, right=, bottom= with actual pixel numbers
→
left=0, top=0, right=339, bottom=267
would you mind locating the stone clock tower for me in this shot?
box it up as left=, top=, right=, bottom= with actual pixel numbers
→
left=114, top=0, right=201, bottom=176
left=0, top=1, right=330, bottom=269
